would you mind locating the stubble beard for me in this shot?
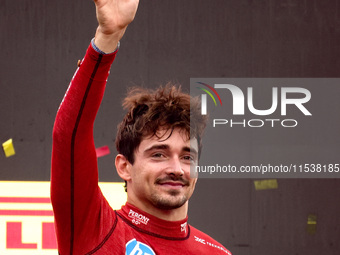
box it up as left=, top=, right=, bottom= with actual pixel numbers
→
left=150, top=190, right=188, bottom=210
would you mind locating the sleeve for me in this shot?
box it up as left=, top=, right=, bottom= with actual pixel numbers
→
left=51, top=43, right=118, bottom=254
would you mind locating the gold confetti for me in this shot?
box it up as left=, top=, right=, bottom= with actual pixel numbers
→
left=307, top=214, right=317, bottom=234
left=254, top=179, right=278, bottom=190
left=2, top=139, right=16, bottom=158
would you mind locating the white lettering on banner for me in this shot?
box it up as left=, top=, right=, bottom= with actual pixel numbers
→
left=128, top=209, right=150, bottom=225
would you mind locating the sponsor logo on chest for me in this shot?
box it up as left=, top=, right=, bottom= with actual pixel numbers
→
left=126, top=238, right=155, bottom=255
left=128, top=209, right=150, bottom=225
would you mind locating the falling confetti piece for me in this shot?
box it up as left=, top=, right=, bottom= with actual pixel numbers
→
left=2, top=139, right=16, bottom=158
left=254, top=179, right=278, bottom=190
left=307, top=214, right=317, bottom=234
left=95, top=145, right=110, bottom=158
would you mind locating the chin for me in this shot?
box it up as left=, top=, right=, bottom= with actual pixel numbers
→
left=151, top=194, right=188, bottom=211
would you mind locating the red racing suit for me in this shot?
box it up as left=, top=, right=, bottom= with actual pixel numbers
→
left=51, top=43, right=232, bottom=255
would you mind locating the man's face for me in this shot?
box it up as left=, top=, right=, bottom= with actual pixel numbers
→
left=127, top=128, right=198, bottom=211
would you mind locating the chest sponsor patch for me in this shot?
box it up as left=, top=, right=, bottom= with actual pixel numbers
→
left=125, top=238, right=155, bottom=255
left=128, top=209, right=150, bottom=225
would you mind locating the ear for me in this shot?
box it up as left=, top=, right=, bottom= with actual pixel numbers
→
left=115, top=154, right=132, bottom=181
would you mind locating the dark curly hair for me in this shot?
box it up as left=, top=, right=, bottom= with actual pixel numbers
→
left=115, top=83, right=207, bottom=177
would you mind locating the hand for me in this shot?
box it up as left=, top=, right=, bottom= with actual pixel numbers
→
left=94, top=0, right=139, bottom=53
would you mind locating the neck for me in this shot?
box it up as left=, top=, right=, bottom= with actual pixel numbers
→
left=127, top=197, right=188, bottom=222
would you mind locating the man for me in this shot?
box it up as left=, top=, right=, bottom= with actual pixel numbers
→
left=51, top=0, right=231, bottom=254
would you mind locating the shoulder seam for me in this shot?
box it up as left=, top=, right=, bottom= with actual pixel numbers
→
left=85, top=211, right=119, bottom=255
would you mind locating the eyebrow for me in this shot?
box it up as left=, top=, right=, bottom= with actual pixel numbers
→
left=144, top=144, right=198, bottom=156
left=144, top=144, right=169, bottom=153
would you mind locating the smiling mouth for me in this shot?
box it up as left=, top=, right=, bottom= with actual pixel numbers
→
left=159, top=182, right=185, bottom=187
left=156, top=180, right=190, bottom=191
left=155, top=176, right=190, bottom=189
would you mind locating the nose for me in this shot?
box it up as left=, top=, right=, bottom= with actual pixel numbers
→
left=165, top=157, right=184, bottom=176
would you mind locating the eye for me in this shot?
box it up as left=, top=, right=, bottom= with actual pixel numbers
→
left=151, top=152, right=165, bottom=158
left=182, top=154, right=195, bottom=162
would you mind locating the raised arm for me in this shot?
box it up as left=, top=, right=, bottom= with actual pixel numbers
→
left=94, top=0, right=139, bottom=53
left=51, top=1, right=138, bottom=254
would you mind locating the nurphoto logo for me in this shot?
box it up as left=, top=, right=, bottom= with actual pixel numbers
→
left=190, top=78, right=340, bottom=179
left=196, top=82, right=223, bottom=115
left=196, top=81, right=312, bottom=128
